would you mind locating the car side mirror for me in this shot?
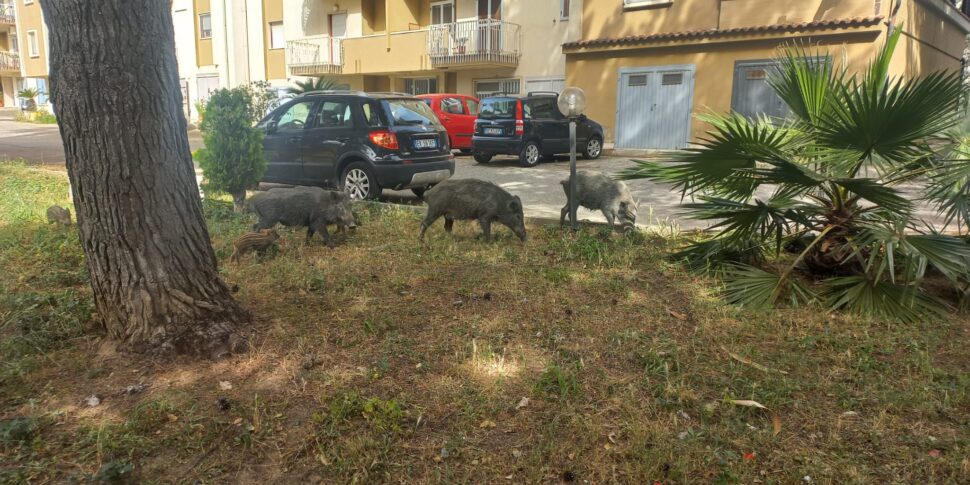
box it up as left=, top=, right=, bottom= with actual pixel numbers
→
left=265, top=120, right=278, bottom=133
left=578, top=114, right=588, bottom=121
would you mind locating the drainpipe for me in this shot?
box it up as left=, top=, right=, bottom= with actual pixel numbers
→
left=223, top=0, right=231, bottom=86
left=385, top=0, right=391, bottom=51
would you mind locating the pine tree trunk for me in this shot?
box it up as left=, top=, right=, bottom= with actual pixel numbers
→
left=41, top=0, right=250, bottom=357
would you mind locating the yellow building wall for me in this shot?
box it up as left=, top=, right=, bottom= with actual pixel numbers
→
left=362, top=0, right=386, bottom=35
left=895, top=0, right=966, bottom=76
left=566, top=33, right=880, bottom=145
left=342, top=29, right=430, bottom=74
left=17, top=0, right=47, bottom=77
left=194, top=0, right=214, bottom=67
left=581, top=0, right=880, bottom=40
left=263, top=0, right=285, bottom=80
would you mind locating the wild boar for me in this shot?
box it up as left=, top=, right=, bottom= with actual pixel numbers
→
left=560, top=171, right=638, bottom=231
left=420, top=179, right=527, bottom=242
left=249, top=187, right=356, bottom=248
left=230, top=229, right=280, bottom=263
left=267, top=186, right=357, bottom=234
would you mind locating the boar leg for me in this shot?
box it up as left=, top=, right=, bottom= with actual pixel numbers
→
left=602, top=209, right=616, bottom=231
left=444, top=217, right=455, bottom=234
left=305, top=227, right=315, bottom=244
left=478, top=218, right=493, bottom=242
left=317, top=224, right=336, bottom=248
left=560, top=204, right=570, bottom=226
left=420, top=208, right=444, bottom=241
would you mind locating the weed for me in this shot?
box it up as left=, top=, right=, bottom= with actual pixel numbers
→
left=535, top=362, right=582, bottom=400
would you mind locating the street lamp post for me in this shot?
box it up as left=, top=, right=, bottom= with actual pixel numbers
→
left=558, top=87, right=587, bottom=231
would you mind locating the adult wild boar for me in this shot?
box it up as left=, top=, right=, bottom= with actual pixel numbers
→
left=560, top=171, right=638, bottom=231
left=249, top=187, right=356, bottom=248
left=420, top=179, right=527, bottom=242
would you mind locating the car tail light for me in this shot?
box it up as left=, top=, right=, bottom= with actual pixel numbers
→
left=515, top=100, right=525, bottom=135
left=369, top=130, right=399, bottom=150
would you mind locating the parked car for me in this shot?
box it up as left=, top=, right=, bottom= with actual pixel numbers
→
left=256, top=91, right=455, bottom=200
left=471, top=92, right=605, bottom=167
left=418, top=93, right=480, bottom=152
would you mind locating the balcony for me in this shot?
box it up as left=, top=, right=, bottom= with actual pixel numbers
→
left=0, top=3, right=14, bottom=25
left=428, top=19, right=520, bottom=69
left=286, top=35, right=343, bottom=76
left=0, top=51, right=20, bottom=73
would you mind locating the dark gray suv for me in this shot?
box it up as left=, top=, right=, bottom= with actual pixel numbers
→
left=256, top=91, right=455, bottom=199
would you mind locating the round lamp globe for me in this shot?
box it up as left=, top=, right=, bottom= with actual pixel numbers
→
left=557, top=87, right=587, bottom=118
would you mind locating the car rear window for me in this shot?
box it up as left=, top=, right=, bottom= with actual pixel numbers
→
left=386, top=99, right=440, bottom=126
left=478, top=98, right=517, bottom=120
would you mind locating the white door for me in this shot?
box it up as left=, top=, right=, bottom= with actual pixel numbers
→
left=615, top=65, right=695, bottom=150
left=330, top=13, right=347, bottom=64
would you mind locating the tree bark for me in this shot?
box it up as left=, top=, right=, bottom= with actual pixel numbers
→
left=41, top=0, right=249, bottom=357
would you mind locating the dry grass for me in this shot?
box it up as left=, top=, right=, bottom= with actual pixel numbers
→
left=1, top=160, right=969, bottom=484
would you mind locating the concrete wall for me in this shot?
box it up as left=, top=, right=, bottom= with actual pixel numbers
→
left=263, top=0, right=285, bottom=80
left=342, top=29, right=430, bottom=74
left=16, top=0, right=46, bottom=78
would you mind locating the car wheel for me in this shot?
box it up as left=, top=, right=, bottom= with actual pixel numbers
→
left=519, top=141, right=541, bottom=167
left=473, top=152, right=493, bottom=164
left=582, top=136, right=603, bottom=159
left=342, top=162, right=381, bottom=201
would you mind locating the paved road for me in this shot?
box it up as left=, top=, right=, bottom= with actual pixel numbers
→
left=0, top=118, right=948, bottom=230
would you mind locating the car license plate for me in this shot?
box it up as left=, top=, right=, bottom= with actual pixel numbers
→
left=484, top=127, right=503, bottom=135
left=414, top=138, right=437, bottom=149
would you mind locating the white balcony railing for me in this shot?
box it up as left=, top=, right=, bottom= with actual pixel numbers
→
left=0, top=3, right=15, bottom=24
left=0, top=50, right=20, bottom=71
left=286, top=35, right=343, bottom=76
left=428, top=19, right=521, bottom=66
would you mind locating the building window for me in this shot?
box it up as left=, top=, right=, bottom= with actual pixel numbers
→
left=23, top=0, right=33, bottom=5
left=269, top=21, right=284, bottom=49
left=430, top=1, right=455, bottom=25
left=475, top=78, right=520, bottom=98
left=26, top=30, right=38, bottom=58
left=199, top=13, right=212, bottom=39
left=405, top=78, right=438, bottom=95
left=560, top=0, right=570, bottom=20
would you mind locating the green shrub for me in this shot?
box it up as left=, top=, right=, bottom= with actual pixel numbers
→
left=195, top=88, right=266, bottom=213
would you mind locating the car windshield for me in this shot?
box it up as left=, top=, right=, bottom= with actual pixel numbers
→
left=386, top=99, right=439, bottom=126
left=478, top=98, right=517, bottom=120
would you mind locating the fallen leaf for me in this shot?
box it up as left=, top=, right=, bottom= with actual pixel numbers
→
left=928, top=449, right=942, bottom=458
left=232, top=418, right=243, bottom=425
left=515, top=397, right=530, bottom=410
left=721, top=346, right=789, bottom=375
left=511, top=449, right=522, bottom=458
left=505, top=474, right=514, bottom=480
left=725, top=399, right=768, bottom=409
left=771, top=413, right=782, bottom=436
left=743, top=452, right=756, bottom=460
left=167, top=413, right=178, bottom=422
left=666, top=307, right=688, bottom=320
left=567, top=452, right=576, bottom=460
left=479, top=420, right=497, bottom=429
left=218, top=381, right=233, bottom=390
left=607, top=432, right=618, bottom=444
left=84, top=394, right=101, bottom=407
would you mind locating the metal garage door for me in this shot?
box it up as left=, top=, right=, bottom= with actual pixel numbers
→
left=731, top=60, right=788, bottom=121
left=615, top=65, right=695, bottom=150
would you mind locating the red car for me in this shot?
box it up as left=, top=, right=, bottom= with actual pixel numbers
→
left=418, top=94, right=480, bottom=151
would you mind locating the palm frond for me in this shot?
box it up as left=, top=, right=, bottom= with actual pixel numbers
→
left=901, top=233, right=970, bottom=283
left=618, top=113, right=794, bottom=200
left=683, top=196, right=808, bottom=250
left=670, top=237, right=766, bottom=273
left=834, top=177, right=912, bottom=215
left=823, top=275, right=945, bottom=323
left=721, top=264, right=816, bottom=309
left=768, top=44, right=835, bottom=124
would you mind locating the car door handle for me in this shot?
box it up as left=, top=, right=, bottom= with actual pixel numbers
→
left=287, top=136, right=300, bottom=144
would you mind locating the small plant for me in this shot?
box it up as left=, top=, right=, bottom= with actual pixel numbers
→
left=536, top=363, right=582, bottom=400
left=287, top=77, right=340, bottom=95
left=194, top=88, right=266, bottom=213
left=620, top=27, right=970, bottom=322
left=241, top=80, right=280, bottom=123
left=194, top=100, right=206, bottom=122
left=16, top=88, right=41, bottom=112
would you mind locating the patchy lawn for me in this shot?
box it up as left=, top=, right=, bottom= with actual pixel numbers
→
left=1, top=160, right=968, bottom=484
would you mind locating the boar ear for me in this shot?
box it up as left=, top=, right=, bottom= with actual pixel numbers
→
left=509, top=197, right=522, bottom=212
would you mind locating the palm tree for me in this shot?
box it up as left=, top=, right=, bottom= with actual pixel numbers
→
left=619, top=27, right=970, bottom=322
left=287, top=77, right=340, bottom=95
left=17, top=88, right=41, bottom=112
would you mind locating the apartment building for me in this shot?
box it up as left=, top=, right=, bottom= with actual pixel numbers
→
left=281, top=0, right=581, bottom=98
left=0, top=0, right=49, bottom=110
left=563, top=0, right=970, bottom=150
